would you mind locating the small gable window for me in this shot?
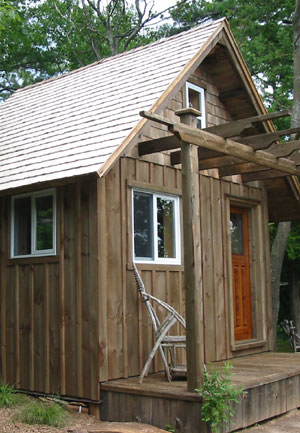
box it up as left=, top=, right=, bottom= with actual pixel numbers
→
left=133, top=190, right=181, bottom=264
left=11, top=189, right=56, bottom=258
left=185, top=82, right=206, bottom=128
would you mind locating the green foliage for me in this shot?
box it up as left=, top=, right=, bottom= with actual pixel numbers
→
left=171, top=0, right=294, bottom=119
left=0, top=384, right=19, bottom=408
left=15, top=397, right=70, bottom=427
left=0, top=0, right=166, bottom=101
left=165, top=424, right=175, bottom=433
left=195, top=362, right=244, bottom=433
left=276, top=326, right=293, bottom=352
left=287, top=222, right=300, bottom=261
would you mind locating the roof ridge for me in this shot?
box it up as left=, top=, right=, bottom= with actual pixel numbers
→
left=12, top=18, right=225, bottom=95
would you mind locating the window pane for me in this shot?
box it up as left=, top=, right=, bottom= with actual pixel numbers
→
left=134, top=192, right=153, bottom=259
left=35, top=195, right=53, bottom=251
left=157, top=198, right=175, bottom=258
left=230, top=213, right=244, bottom=255
left=14, top=197, right=31, bottom=256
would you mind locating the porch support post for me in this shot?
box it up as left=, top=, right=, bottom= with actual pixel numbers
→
left=176, top=109, right=205, bottom=391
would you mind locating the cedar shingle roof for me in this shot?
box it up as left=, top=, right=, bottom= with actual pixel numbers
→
left=0, top=19, right=224, bottom=191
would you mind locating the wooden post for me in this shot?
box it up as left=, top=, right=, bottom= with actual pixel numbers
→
left=176, top=108, right=205, bottom=391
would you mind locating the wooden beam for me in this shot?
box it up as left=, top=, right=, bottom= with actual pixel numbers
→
left=140, top=110, right=174, bottom=127
left=171, top=148, right=224, bottom=166
left=242, top=170, right=287, bottom=182
left=203, top=110, right=290, bottom=138
left=199, top=155, right=243, bottom=170
left=138, top=135, right=181, bottom=156
left=140, top=111, right=300, bottom=175
left=238, top=127, right=300, bottom=149
left=170, top=122, right=300, bottom=176
left=219, top=162, right=269, bottom=177
left=267, top=141, right=300, bottom=157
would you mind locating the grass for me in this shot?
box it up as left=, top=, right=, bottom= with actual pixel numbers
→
left=0, top=384, right=70, bottom=427
left=14, top=398, right=70, bottom=427
left=0, top=384, right=24, bottom=408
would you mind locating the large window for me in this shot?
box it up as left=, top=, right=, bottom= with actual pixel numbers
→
left=11, top=189, right=56, bottom=257
left=185, top=82, right=206, bottom=129
left=133, top=190, right=181, bottom=264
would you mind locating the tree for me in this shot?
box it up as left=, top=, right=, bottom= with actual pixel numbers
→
left=171, top=0, right=295, bottom=124
left=0, top=0, right=185, bottom=101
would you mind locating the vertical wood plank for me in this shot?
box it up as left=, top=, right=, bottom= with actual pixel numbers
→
left=120, top=159, right=128, bottom=378
left=200, top=175, right=215, bottom=362
left=64, top=183, right=78, bottom=396
left=106, top=163, right=123, bottom=379
left=34, top=264, right=45, bottom=392
left=48, top=263, right=61, bottom=394
left=0, top=198, right=7, bottom=383
left=19, top=265, right=30, bottom=390
left=59, top=188, right=66, bottom=394
left=15, top=265, right=20, bottom=387
left=86, top=180, right=99, bottom=400
left=6, top=265, right=15, bottom=385
left=211, top=178, right=227, bottom=360
left=44, top=263, right=50, bottom=393
left=76, top=182, right=83, bottom=397
left=98, top=177, right=109, bottom=381
left=29, top=265, right=35, bottom=390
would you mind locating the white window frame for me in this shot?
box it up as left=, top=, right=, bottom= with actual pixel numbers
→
left=11, top=189, right=56, bottom=258
left=132, top=189, right=181, bottom=265
left=185, top=82, right=206, bottom=128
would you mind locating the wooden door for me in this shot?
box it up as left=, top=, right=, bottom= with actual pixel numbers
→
left=230, top=206, right=252, bottom=341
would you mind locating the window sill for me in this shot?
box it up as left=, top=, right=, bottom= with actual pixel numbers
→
left=127, top=262, right=184, bottom=271
left=231, top=339, right=267, bottom=352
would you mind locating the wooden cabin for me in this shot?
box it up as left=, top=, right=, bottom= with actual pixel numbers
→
left=1, top=18, right=300, bottom=431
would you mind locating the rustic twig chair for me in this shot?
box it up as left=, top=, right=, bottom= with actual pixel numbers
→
left=133, top=263, right=186, bottom=383
left=280, top=319, right=300, bottom=352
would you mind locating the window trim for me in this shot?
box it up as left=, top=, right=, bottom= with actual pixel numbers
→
left=11, top=188, right=56, bottom=258
left=185, top=81, right=206, bottom=128
left=132, top=189, right=181, bottom=265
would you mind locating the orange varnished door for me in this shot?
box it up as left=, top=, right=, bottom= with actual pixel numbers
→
left=230, top=206, right=252, bottom=341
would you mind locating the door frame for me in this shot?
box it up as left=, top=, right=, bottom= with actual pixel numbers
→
left=225, top=196, right=268, bottom=353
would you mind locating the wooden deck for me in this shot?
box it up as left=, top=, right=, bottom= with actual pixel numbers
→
left=100, top=352, right=300, bottom=432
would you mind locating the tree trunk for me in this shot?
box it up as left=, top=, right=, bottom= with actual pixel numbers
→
left=290, top=260, right=300, bottom=332
left=271, top=221, right=291, bottom=347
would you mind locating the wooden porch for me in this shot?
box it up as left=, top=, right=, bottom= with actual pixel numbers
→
left=100, top=352, right=300, bottom=433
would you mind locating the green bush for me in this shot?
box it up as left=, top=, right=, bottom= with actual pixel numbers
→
left=15, top=398, right=70, bottom=427
left=195, top=362, right=244, bottom=433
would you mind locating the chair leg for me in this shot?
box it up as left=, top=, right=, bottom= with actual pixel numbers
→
left=139, top=338, right=172, bottom=383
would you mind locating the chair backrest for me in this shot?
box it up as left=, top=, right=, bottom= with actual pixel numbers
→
left=133, top=263, right=186, bottom=331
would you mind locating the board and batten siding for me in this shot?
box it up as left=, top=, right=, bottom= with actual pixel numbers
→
left=0, top=178, right=100, bottom=400
left=100, top=157, right=272, bottom=381
left=0, top=159, right=272, bottom=395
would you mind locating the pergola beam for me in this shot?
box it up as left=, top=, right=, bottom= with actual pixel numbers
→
left=139, top=111, right=300, bottom=177
left=238, top=127, right=300, bottom=149
left=203, top=110, right=290, bottom=138
left=138, top=135, right=181, bottom=156
left=171, top=122, right=300, bottom=176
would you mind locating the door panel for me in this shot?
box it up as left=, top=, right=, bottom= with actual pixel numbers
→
left=230, top=206, right=252, bottom=341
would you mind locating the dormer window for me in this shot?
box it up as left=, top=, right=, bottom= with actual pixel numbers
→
left=185, top=82, right=206, bottom=128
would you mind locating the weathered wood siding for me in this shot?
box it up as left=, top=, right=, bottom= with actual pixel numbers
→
left=0, top=178, right=99, bottom=400
left=98, top=157, right=272, bottom=382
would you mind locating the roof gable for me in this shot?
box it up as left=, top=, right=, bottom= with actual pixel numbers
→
left=0, top=18, right=267, bottom=191
left=0, top=19, right=227, bottom=191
